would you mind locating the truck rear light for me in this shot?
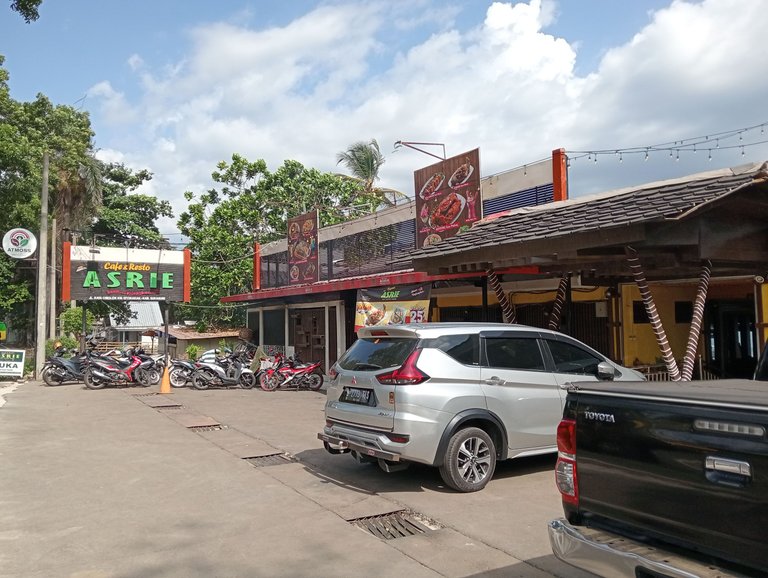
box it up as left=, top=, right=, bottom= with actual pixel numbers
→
left=384, top=433, right=410, bottom=443
left=376, top=349, right=429, bottom=385
left=555, top=419, right=578, bottom=505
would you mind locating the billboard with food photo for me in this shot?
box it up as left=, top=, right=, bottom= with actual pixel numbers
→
left=287, top=209, right=319, bottom=285
left=414, top=148, right=481, bottom=249
left=354, top=283, right=431, bottom=331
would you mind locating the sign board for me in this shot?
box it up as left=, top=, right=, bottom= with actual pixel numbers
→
left=0, top=321, right=6, bottom=341
left=2, top=228, right=38, bottom=259
left=287, top=210, right=319, bottom=285
left=63, top=244, right=191, bottom=302
left=0, top=349, right=25, bottom=377
left=414, top=148, right=481, bottom=249
left=354, top=283, right=431, bottom=331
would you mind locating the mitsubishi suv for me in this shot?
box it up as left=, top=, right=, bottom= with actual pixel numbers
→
left=318, top=322, right=644, bottom=492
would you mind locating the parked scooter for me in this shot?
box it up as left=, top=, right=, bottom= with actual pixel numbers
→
left=191, top=351, right=256, bottom=390
left=168, top=359, right=196, bottom=388
left=41, top=345, right=86, bottom=386
left=83, top=347, right=155, bottom=389
left=259, top=353, right=323, bottom=391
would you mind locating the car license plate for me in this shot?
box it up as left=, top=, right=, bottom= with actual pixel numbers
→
left=342, top=387, right=372, bottom=405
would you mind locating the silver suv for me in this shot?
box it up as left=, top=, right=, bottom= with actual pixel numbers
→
left=318, top=323, right=644, bottom=492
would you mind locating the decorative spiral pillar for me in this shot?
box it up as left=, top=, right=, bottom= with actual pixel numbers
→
left=548, top=275, right=569, bottom=330
left=486, top=269, right=516, bottom=323
left=681, top=261, right=711, bottom=381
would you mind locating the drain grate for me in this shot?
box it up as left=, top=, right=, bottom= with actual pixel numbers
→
left=243, top=453, right=295, bottom=467
left=188, top=425, right=229, bottom=432
left=157, top=405, right=183, bottom=410
left=349, top=510, right=439, bottom=540
left=133, top=393, right=157, bottom=397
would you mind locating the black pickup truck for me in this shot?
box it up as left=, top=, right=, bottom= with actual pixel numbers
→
left=548, top=379, right=767, bottom=578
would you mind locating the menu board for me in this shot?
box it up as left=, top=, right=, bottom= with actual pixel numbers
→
left=414, top=148, right=481, bottom=248
left=287, top=209, right=319, bottom=284
left=354, top=283, right=431, bottom=331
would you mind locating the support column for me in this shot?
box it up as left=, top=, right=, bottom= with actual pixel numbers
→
left=548, top=275, right=569, bottom=330
left=625, top=247, right=681, bottom=381
left=486, top=269, right=516, bottom=323
left=680, top=261, right=711, bottom=381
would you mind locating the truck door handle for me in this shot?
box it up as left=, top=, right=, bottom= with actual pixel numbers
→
left=485, top=376, right=506, bottom=386
left=705, top=456, right=751, bottom=477
left=705, top=456, right=751, bottom=488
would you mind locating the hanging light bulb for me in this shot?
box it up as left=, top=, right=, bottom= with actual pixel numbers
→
left=669, top=150, right=673, bottom=159
left=716, top=139, right=720, bottom=148
left=693, top=144, right=697, bottom=154
left=708, top=150, right=712, bottom=161
left=594, top=154, right=598, bottom=163
left=741, top=146, right=745, bottom=157
left=676, top=150, right=680, bottom=161
left=644, top=150, right=649, bottom=161
left=619, top=152, right=623, bottom=163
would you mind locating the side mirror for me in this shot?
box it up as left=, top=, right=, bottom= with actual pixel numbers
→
left=596, top=361, right=616, bottom=381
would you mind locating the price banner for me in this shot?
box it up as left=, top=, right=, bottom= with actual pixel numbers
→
left=354, top=283, right=431, bottom=331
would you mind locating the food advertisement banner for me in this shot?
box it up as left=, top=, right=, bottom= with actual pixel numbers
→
left=64, top=245, right=190, bottom=302
left=288, top=210, right=319, bottom=285
left=354, top=283, right=431, bottom=331
left=0, top=349, right=25, bottom=377
left=414, top=148, right=481, bottom=248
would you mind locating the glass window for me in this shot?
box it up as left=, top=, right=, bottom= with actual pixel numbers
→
left=484, top=337, right=545, bottom=370
left=547, top=340, right=602, bottom=375
left=263, top=309, right=285, bottom=347
left=338, top=337, right=417, bottom=371
left=422, top=334, right=479, bottom=365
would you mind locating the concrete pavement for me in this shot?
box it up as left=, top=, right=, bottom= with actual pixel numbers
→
left=0, top=381, right=590, bottom=578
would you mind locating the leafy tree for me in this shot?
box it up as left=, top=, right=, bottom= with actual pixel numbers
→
left=60, top=306, right=95, bottom=340
left=10, top=0, right=42, bottom=22
left=336, top=139, right=407, bottom=207
left=177, top=155, right=382, bottom=327
left=92, top=163, right=173, bottom=248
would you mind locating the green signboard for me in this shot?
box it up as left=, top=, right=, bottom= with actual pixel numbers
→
left=0, top=321, right=6, bottom=341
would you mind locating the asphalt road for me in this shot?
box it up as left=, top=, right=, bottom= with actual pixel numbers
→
left=0, top=381, right=593, bottom=578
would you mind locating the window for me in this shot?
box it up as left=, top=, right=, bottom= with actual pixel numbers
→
left=633, top=301, right=650, bottom=324
left=546, top=340, right=602, bottom=375
left=338, top=338, right=417, bottom=371
left=263, top=309, right=285, bottom=347
left=422, top=334, right=479, bottom=365
left=484, top=337, right=545, bottom=370
left=675, top=301, right=693, bottom=323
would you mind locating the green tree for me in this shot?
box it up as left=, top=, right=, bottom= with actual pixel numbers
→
left=10, top=0, right=42, bottom=22
left=336, top=139, right=407, bottom=207
left=177, top=155, right=381, bottom=328
left=60, top=306, right=95, bottom=340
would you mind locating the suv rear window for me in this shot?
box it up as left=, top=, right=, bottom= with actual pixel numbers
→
left=338, top=337, right=417, bottom=371
left=421, top=334, right=479, bottom=365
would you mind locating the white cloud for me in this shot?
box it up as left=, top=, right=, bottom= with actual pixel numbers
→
left=87, top=0, right=768, bottom=232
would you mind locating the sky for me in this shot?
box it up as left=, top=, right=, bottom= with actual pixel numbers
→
left=3, top=0, right=768, bottom=241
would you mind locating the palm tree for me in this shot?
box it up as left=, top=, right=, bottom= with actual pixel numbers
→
left=54, top=153, right=104, bottom=235
left=336, top=139, right=408, bottom=207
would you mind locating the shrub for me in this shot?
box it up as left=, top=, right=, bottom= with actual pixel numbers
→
left=45, top=336, right=80, bottom=358
left=186, top=344, right=201, bottom=361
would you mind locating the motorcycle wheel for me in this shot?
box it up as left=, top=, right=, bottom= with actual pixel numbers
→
left=42, top=366, right=65, bottom=386
left=306, top=372, right=324, bottom=391
left=84, top=369, right=108, bottom=390
left=192, top=369, right=214, bottom=390
left=260, top=371, right=280, bottom=392
left=147, top=369, right=161, bottom=385
left=239, top=372, right=256, bottom=389
left=169, top=367, right=189, bottom=388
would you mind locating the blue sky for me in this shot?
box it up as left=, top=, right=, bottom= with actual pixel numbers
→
left=3, top=0, right=767, bottom=235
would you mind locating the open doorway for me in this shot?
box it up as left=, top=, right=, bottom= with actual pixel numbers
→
left=704, top=300, right=757, bottom=378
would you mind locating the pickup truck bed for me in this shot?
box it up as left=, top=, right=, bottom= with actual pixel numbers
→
left=549, top=379, right=768, bottom=577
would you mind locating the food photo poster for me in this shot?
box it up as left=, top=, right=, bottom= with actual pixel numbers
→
left=354, top=283, right=431, bottom=331
left=414, top=148, right=481, bottom=248
left=287, top=209, right=319, bottom=284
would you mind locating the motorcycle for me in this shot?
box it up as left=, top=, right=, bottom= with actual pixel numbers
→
left=259, top=353, right=324, bottom=391
left=42, top=345, right=86, bottom=386
left=190, top=351, right=256, bottom=390
left=168, top=359, right=196, bottom=388
left=83, top=347, right=156, bottom=389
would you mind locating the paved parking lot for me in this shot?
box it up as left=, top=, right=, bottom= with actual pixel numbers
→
left=0, top=381, right=592, bottom=577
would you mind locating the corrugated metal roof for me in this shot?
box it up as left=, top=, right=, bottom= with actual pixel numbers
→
left=109, top=301, right=164, bottom=330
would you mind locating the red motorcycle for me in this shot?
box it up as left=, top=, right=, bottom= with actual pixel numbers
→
left=84, top=348, right=154, bottom=389
left=259, top=353, right=324, bottom=391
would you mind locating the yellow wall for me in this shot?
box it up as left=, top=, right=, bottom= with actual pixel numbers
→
left=435, top=287, right=605, bottom=308
left=620, top=280, right=755, bottom=366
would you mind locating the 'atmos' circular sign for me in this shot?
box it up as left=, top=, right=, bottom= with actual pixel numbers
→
left=2, top=228, right=38, bottom=259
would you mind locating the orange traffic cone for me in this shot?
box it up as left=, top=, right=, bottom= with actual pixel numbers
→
left=159, top=365, right=171, bottom=394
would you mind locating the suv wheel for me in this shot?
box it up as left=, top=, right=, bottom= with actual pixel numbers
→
left=439, top=427, right=496, bottom=493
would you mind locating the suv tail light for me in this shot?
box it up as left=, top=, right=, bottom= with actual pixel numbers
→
left=555, top=418, right=578, bottom=505
left=376, top=349, right=429, bottom=385
left=328, top=365, right=338, bottom=380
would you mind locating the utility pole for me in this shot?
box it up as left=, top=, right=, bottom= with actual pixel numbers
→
left=35, top=152, right=49, bottom=380
left=49, top=217, right=57, bottom=339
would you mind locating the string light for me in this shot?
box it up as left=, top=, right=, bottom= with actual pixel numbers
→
left=565, top=120, right=768, bottom=165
